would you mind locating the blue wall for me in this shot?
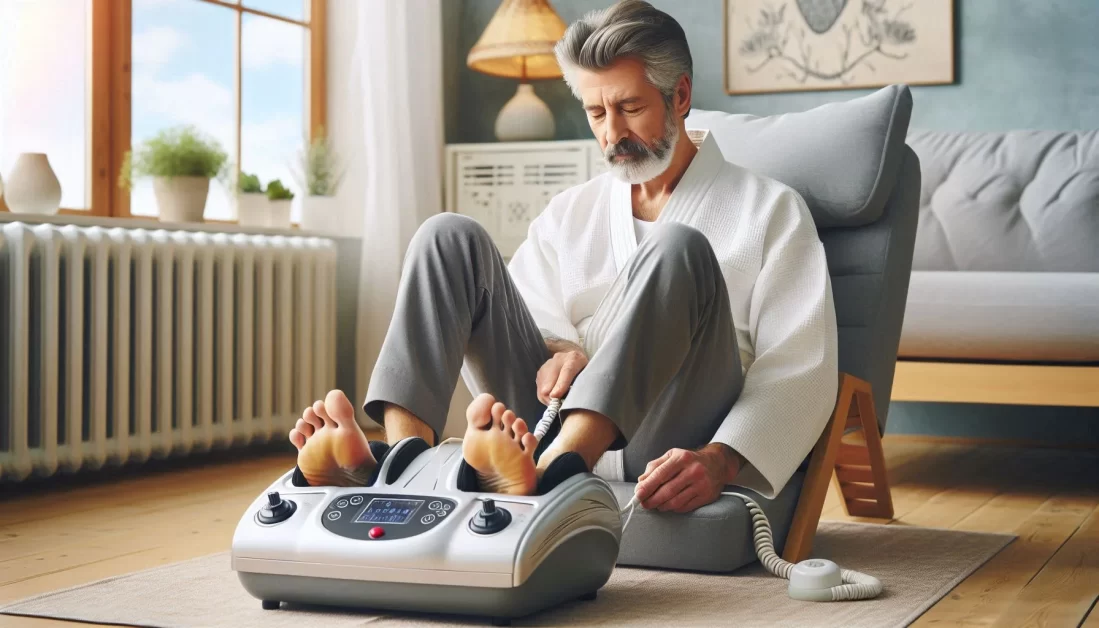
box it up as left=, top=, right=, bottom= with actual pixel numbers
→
left=447, top=0, right=1099, bottom=445
left=450, top=0, right=1099, bottom=143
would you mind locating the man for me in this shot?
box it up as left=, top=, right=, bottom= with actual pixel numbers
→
left=289, top=0, right=837, bottom=511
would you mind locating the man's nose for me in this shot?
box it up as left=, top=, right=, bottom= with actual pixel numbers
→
left=604, top=111, right=628, bottom=146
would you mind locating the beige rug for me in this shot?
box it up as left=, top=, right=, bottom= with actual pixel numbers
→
left=1, top=521, right=1012, bottom=628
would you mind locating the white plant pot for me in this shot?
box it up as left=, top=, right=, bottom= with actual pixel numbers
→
left=299, top=195, right=341, bottom=234
left=153, top=176, right=209, bottom=223
left=267, top=199, right=292, bottom=230
left=236, top=193, right=269, bottom=228
left=4, top=152, right=62, bottom=215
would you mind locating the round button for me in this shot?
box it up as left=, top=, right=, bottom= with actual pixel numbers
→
left=368, top=526, right=385, bottom=539
left=336, top=499, right=349, bottom=509
left=442, top=503, right=452, bottom=511
left=421, top=514, right=436, bottom=524
left=350, top=496, right=363, bottom=505
left=327, top=511, right=341, bottom=521
left=429, top=500, right=443, bottom=510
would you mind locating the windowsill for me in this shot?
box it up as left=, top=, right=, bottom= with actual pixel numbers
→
left=0, top=211, right=329, bottom=238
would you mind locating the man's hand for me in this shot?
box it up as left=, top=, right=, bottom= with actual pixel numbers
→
left=536, top=339, right=588, bottom=404
left=634, top=444, right=745, bottom=513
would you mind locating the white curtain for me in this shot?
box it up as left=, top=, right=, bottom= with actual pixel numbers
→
left=354, top=0, right=445, bottom=423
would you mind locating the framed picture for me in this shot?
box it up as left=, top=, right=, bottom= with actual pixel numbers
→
left=724, top=0, right=955, bottom=94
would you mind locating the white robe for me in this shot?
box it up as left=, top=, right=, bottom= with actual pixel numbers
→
left=507, top=131, right=838, bottom=498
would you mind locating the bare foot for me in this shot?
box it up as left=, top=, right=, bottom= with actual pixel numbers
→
left=288, top=390, right=377, bottom=486
left=462, top=393, right=539, bottom=495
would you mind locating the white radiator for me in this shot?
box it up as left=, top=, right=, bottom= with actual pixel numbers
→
left=0, top=222, right=338, bottom=482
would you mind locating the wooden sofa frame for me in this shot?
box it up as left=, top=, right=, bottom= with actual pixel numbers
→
left=891, top=361, right=1099, bottom=408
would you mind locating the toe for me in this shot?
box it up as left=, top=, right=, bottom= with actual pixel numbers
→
left=491, top=402, right=507, bottom=428
left=313, top=399, right=335, bottom=427
left=324, top=390, right=357, bottom=428
left=303, top=408, right=323, bottom=431
left=289, top=428, right=306, bottom=450
left=512, top=417, right=529, bottom=439
left=501, top=410, right=517, bottom=437
left=466, top=393, right=495, bottom=429
left=520, top=432, right=538, bottom=453
left=295, top=417, right=315, bottom=438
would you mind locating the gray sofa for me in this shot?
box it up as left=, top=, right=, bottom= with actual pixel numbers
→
left=900, top=130, right=1099, bottom=364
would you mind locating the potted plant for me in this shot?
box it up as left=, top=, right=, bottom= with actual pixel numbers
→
left=265, top=178, right=294, bottom=229
left=291, top=127, right=344, bottom=233
left=235, top=171, right=268, bottom=228
left=119, top=125, right=228, bottom=223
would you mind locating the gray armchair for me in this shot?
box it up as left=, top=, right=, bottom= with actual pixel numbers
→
left=611, top=85, right=921, bottom=571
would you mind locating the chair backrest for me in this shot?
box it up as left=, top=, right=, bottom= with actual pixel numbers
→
left=686, top=85, right=920, bottom=431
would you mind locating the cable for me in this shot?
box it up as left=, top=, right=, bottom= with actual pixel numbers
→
left=620, top=491, right=883, bottom=601
left=532, top=398, right=562, bottom=442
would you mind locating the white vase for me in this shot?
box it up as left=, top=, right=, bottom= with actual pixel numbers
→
left=236, top=193, right=269, bottom=228
left=267, top=199, right=292, bottom=229
left=299, top=195, right=341, bottom=234
left=4, top=152, right=62, bottom=215
left=495, top=83, right=555, bottom=142
left=153, top=176, right=209, bottom=223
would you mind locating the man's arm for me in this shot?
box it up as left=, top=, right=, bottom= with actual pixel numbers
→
left=709, top=191, right=839, bottom=499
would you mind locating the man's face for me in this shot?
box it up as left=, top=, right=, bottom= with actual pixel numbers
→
left=575, top=57, right=681, bottom=184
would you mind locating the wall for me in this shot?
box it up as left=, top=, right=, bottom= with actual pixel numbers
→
left=452, top=0, right=1099, bottom=143
left=448, top=0, right=1099, bottom=446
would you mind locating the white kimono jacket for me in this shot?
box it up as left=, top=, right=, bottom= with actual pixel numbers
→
left=507, top=131, right=838, bottom=498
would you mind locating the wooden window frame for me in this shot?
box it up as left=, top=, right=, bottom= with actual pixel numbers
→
left=2, top=0, right=326, bottom=221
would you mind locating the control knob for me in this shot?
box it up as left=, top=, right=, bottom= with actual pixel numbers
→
left=469, top=498, right=511, bottom=534
left=257, top=491, right=297, bottom=524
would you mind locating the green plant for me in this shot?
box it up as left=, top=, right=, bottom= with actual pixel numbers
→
left=119, top=125, right=229, bottom=190
left=265, top=178, right=294, bottom=201
left=290, top=127, right=344, bottom=196
left=239, top=171, right=264, bottom=194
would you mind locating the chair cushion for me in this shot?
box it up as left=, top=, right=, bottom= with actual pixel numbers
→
left=906, top=129, right=1099, bottom=273
left=686, top=84, right=913, bottom=228
left=608, top=471, right=804, bottom=572
left=899, top=271, right=1099, bottom=362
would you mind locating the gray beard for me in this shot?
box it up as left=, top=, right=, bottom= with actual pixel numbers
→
left=604, top=112, right=680, bottom=184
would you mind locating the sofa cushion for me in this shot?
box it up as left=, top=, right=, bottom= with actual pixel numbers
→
left=686, top=84, right=913, bottom=228
left=907, top=129, right=1099, bottom=272
left=899, top=271, right=1099, bottom=362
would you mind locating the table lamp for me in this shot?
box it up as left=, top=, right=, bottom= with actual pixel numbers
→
left=467, top=0, right=568, bottom=142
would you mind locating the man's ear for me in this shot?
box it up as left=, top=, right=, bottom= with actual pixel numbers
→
left=675, top=74, right=692, bottom=119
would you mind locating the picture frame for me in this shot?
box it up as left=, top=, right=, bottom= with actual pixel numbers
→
left=723, top=0, right=956, bottom=95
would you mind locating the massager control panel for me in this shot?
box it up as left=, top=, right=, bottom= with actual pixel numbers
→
left=321, top=493, right=457, bottom=540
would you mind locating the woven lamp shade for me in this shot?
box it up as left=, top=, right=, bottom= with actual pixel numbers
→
left=467, top=0, right=568, bottom=80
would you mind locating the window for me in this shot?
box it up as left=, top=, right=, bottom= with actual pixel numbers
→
left=0, top=0, right=326, bottom=222
left=0, top=1, right=90, bottom=212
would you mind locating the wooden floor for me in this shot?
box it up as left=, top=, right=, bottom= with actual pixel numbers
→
left=1, top=436, right=1097, bottom=627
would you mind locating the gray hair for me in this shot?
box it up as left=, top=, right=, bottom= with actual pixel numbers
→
left=554, top=0, right=693, bottom=109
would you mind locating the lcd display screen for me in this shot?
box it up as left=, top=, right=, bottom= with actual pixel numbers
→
left=353, top=498, right=424, bottom=525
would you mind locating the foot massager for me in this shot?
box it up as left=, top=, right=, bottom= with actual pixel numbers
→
left=231, top=435, right=622, bottom=622
left=232, top=401, right=882, bottom=623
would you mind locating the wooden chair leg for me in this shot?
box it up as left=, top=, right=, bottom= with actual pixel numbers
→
left=832, top=377, right=893, bottom=519
left=782, top=373, right=893, bottom=563
left=781, top=374, right=853, bottom=563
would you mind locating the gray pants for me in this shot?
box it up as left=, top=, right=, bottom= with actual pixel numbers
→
left=363, top=213, right=743, bottom=480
